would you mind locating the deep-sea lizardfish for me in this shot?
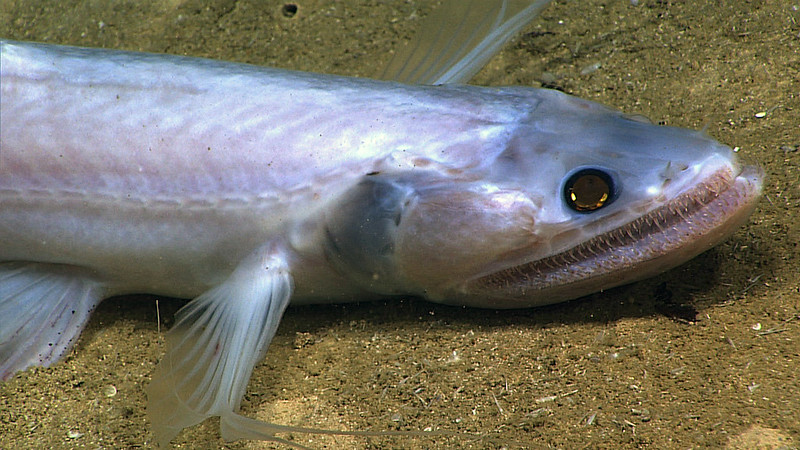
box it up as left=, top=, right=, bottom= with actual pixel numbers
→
left=0, top=1, right=762, bottom=446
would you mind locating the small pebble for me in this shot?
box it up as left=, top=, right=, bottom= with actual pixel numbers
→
left=103, top=385, right=117, bottom=397
left=539, top=72, right=557, bottom=85
left=580, top=62, right=602, bottom=75
left=67, top=430, right=83, bottom=439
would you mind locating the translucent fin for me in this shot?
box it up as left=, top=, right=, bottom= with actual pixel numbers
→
left=378, top=0, right=553, bottom=85
left=0, top=262, right=105, bottom=380
left=146, top=247, right=294, bottom=446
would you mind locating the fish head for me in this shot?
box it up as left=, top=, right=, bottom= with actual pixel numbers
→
left=325, top=89, right=763, bottom=308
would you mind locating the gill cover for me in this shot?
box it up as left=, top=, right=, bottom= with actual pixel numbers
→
left=324, top=172, right=543, bottom=298
left=323, top=175, right=414, bottom=295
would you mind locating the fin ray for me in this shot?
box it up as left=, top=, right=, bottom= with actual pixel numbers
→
left=0, top=262, right=105, bottom=380
left=378, top=0, right=553, bottom=85
left=147, top=247, right=294, bottom=446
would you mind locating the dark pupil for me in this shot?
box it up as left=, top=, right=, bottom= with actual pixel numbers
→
left=567, top=173, right=611, bottom=212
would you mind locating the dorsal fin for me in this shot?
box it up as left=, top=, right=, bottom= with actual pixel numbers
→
left=378, top=0, right=553, bottom=85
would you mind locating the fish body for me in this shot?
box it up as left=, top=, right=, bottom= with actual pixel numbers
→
left=0, top=29, right=761, bottom=447
left=1, top=40, right=530, bottom=303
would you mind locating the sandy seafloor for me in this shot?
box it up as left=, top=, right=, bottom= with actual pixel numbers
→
left=0, top=0, right=798, bottom=448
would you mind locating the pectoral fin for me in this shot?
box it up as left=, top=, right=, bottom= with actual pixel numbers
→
left=0, top=262, right=105, bottom=380
left=146, top=246, right=294, bottom=446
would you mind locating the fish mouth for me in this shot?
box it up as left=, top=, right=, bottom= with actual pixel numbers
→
left=464, top=164, right=764, bottom=308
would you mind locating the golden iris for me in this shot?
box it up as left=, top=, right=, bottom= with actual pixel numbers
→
left=564, top=169, right=614, bottom=212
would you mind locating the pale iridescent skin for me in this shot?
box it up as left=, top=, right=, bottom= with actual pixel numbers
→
left=0, top=2, right=762, bottom=445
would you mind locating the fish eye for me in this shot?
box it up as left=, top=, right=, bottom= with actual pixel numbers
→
left=563, top=168, right=615, bottom=213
